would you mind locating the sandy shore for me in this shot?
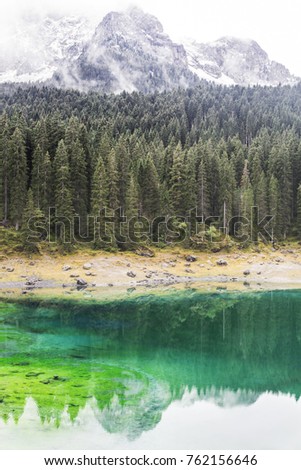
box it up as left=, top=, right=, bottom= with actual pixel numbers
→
left=0, top=245, right=301, bottom=298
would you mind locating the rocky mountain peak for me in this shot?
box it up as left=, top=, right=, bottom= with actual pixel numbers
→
left=93, top=7, right=168, bottom=48
left=185, top=35, right=297, bottom=86
left=0, top=7, right=299, bottom=91
left=126, top=6, right=164, bottom=34
left=71, top=7, right=193, bottom=94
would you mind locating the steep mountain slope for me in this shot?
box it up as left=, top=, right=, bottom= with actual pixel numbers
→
left=54, top=7, right=197, bottom=93
left=0, top=8, right=298, bottom=91
left=0, top=15, right=93, bottom=83
left=185, top=36, right=297, bottom=86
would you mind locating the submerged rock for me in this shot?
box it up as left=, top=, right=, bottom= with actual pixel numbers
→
left=52, top=375, right=68, bottom=382
left=127, top=287, right=136, bottom=293
left=25, top=372, right=43, bottom=377
left=127, top=271, right=136, bottom=278
left=77, top=278, right=88, bottom=286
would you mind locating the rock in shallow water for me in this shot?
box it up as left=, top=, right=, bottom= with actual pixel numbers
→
left=127, top=271, right=136, bottom=278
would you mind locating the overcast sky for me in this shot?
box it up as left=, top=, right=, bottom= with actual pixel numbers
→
left=2, top=0, right=301, bottom=76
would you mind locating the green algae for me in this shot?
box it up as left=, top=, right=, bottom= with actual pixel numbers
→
left=1, top=288, right=301, bottom=439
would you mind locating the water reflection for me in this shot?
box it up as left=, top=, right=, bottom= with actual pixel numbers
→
left=0, top=290, right=301, bottom=448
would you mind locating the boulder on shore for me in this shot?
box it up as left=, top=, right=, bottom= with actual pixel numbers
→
left=185, top=255, right=197, bottom=262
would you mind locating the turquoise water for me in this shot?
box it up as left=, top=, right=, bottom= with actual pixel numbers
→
left=0, top=290, right=301, bottom=449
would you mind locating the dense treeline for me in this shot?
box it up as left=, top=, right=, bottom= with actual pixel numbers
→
left=1, top=82, right=301, bottom=249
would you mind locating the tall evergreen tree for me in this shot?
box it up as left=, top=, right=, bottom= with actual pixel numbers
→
left=8, top=127, right=27, bottom=230
left=22, top=188, right=45, bottom=251
left=126, top=172, right=139, bottom=219
left=91, top=156, right=108, bottom=247
left=106, top=149, right=119, bottom=210
left=196, top=158, right=210, bottom=218
left=0, top=114, right=10, bottom=222
left=256, top=171, right=268, bottom=219
left=297, top=184, right=301, bottom=240
left=218, top=151, right=236, bottom=231
left=240, top=160, right=254, bottom=221
left=115, top=136, right=130, bottom=215
left=31, top=145, right=51, bottom=213
left=169, top=143, right=186, bottom=214
left=68, top=139, right=88, bottom=234
left=268, top=175, right=279, bottom=241
left=137, top=157, right=160, bottom=219
left=53, top=140, right=74, bottom=243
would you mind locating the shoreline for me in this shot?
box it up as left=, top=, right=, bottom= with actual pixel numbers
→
left=0, top=246, right=301, bottom=298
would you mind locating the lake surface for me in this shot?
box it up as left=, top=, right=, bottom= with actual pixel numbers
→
left=0, top=289, right=301, bottom=449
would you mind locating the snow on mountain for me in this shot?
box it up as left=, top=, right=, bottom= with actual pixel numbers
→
left=0, top=8, right=299, bottom=91
left=0, top=15, right=93, bottom=84
left=54, top=7, right=197, bottom=93
left=185, top=36, right=298, bottom=86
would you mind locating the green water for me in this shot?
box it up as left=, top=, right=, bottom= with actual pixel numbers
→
left=0, top=289, right=301, bottom=449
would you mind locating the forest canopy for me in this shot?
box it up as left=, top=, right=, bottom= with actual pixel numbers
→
left=1, top=81, right=301, bottom=250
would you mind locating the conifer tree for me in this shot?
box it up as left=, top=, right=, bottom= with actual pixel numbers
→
left=137, top=157, right=160, bottom=219
left=0, top=114, right=10, bottom=222
left=68, top=139, right=88, bottom=234
left=8, top=127, right=27, bottom=230
left=269, top=143, right=292, bottom=238
left=185, top=147, right=197, bottom=210
left=169, top=143, right=186, bottom=214
left=46, top=112, right=65, bottom=158
left=240, top=160, right=254, bottom=221
left=91, top=157, right=107, bottom=216
left=31, top=145, right=51, bottom=213
left=205, top=141, right=220, bottom=215
left=97, top=133, right=113, bottom=165
left=218, top=152, right=236, bottom=230
left=107, top=149, right=119, bottom=210
left=297, top=184, right=301, bottom=240
left=250, top=151, right=262, bottom=203
left=115, top=136, right=130, bottom=215
left=33, top=119, right=49, bottom=155
left=256, top=171, right=268, bottom=218
left=268, top=175, right=279, bottom=241
left=91, top=156, right=108, bottom=247
left=64, top=116, right=81, bottom=150
left=197, top=158, right=210, bottom=218
left=22, top=188, right=45, bottom=251
left=126, top=172, right=139, bottom=219
left=53, top=140, right=74, bottom=243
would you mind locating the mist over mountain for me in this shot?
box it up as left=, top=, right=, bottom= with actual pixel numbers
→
left=0, top=7, right=299, bottom=92
left=185, top=36, right=297, bottom=87
left=55, top=7, right=198, bottom=93
left=0, top=14, right=93, bottom=84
